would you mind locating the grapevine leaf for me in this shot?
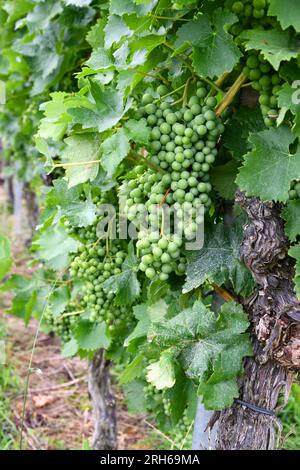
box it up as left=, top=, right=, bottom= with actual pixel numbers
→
left=68, top=81, right=132, bottom=133
left=164, top=366, right=191, bottom=425
left=85, top=49, right=114, bottom=70
left=100, top=128, right=130, bottom=179
left=176, top=10, right=242, bottom=79
left=124, top=300, right=168, bottom=347
left=102, top=242, right=140, bottom=305
left=38, top=91, right=71, bottom=141
left=119, top=353, right=145, bottom=384
left=277, top=83, right=300, bottom=138
left=122, top=380, right=146, bottom=413
left=104, top=15, right=132, bottom=48
left=240, top=29, right=300, bottom=71
left=289, top=244, right=300, bottom=298
left=282, top=200, right=300, bottom=242
left=63, top=0, right=93, bottom=7
left=32, top=225, right=79, bottom=270
left=146, top=352, right=176, bottom=390
left=124, top=118, right=150, bottom=144
left=0, top=234, right=12, bottom=280
left=198, top=379, right=239, bottom=410
left=150, top=300, right=252, bottom=410
left=47, top=286, right=69, bottom=317
left=62, top=338, right=79, bottom=358
left=222, top=105, right=265, bottom=159
left=61, top=133, right=100, bottom=187
left=236, top=127, right=300, bottom=202
left=183, top=216, right=255, bottom=297
left=110, top=0, right=157, bottom=16
left=47, top=180, right=97, bottom=227
left=86, top=18, right=106, bottom=48
left=210, top=160, right=239, bottom=200
left=147, top=279, right=170, bottom=305
left=268, top=0, right=300, bottom=32
left=75, top=320, right=111, bottom=351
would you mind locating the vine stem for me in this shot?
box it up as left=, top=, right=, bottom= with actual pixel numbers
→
left=201, top=76, right=224, bottom=95
left=215, top=72, right=248, bottom=117
left=53, top=160, right=101, bottom=168
left=127, top=152, right=165, bottom=174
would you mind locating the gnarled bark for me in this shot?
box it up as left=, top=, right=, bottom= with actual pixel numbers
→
left=215, top=191, right=299, bottom=450
left=88, top=349, right=117, bottom=450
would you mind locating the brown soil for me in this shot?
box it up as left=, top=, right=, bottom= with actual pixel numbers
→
left=3, top=314, right=150, bottom=450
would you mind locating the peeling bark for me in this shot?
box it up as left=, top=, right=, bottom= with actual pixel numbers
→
left=88, top=349, right=117, bottom=450
left=215, top=191, right=299, bottom=450
left=236, top=191, right=300, bottom=368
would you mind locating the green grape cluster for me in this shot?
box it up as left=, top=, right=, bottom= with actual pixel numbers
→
left=224, top=1, right=282, bottom=128
left=243, top=51, right=282, bottom=127
left=143, top=383, right=193, bottom=448
left=289, top=181, right=300, bottom=200
left=144, top=383, right=171, bottom=417
left=226, top=0, right=271, bottom=34
left=126, top=81, right=224, bottom=280
left=171, top=410, right=194, bottom=449
left=43, top=304, right=78, bottom=343
left=67, top=196, right=131, bottom=333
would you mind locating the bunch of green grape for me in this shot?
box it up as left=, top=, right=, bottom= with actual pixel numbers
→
left=144, top=383, right=171, bottom=417
left=289, top=181, right=300, bottom=200
left=243, top=51, right=282, bottom=127
left=143, top=383, right=194, bottom=449
left=224, top=1, right=282, bottom=127
left=171, top=410, right=194, bottom=450
left=226, top=0, right=272, bottom=34
left=43, top=303, right=78, bottom=344
left=67, top=196, right=132, bottom=333
left=125, top=81, right=224, bottom=280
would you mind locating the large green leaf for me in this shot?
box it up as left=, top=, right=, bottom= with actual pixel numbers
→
left=100, top=128, right=130, bottom=179
left=277, top=83, right=300, bottom=139
left=33, top=225, right=79, bottom=270
left=75, top=320, right=111, bottom=351
left=175, top=10, right=241, bottom=79
left=240, top=29, right=300, bottom=70
left=236, top=127, right=300, bottom=202
left=146, top=351, right=176, bottom=390
left=61, top=133, right=100, bottom=187
left=211, top=160, right=239, bottom=200
left=46, top=179, right=97, bottom=227
left=268, top=0, right=300, bottom=32
left=150, top=300, right=252, bottom=410
left=183, top=216, right=255, bottom=297
left=282, top=200, right=300, bottom=242
left=68, top=81, right=132, bottom=133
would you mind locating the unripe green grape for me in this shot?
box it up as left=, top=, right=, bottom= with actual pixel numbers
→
left=196, top=87, right=207, bottom=98
left=157, top=84, right=168, bottom=96
left=249, top=69, right=261, bottom=81
left=160, top=122, right=171, bottom=134
left=166, top=113, right=177, bottom=125
left=253, top=8, right=264, bottom=18
left=197, top=125, right=207, bottom=136
left=145, top=103, right=156, bottom=114
left=253, top=0, right=266, bottom=8
left=232, top=1, right=243, bottom=13
left=142, top=93, right=153, bottom=105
